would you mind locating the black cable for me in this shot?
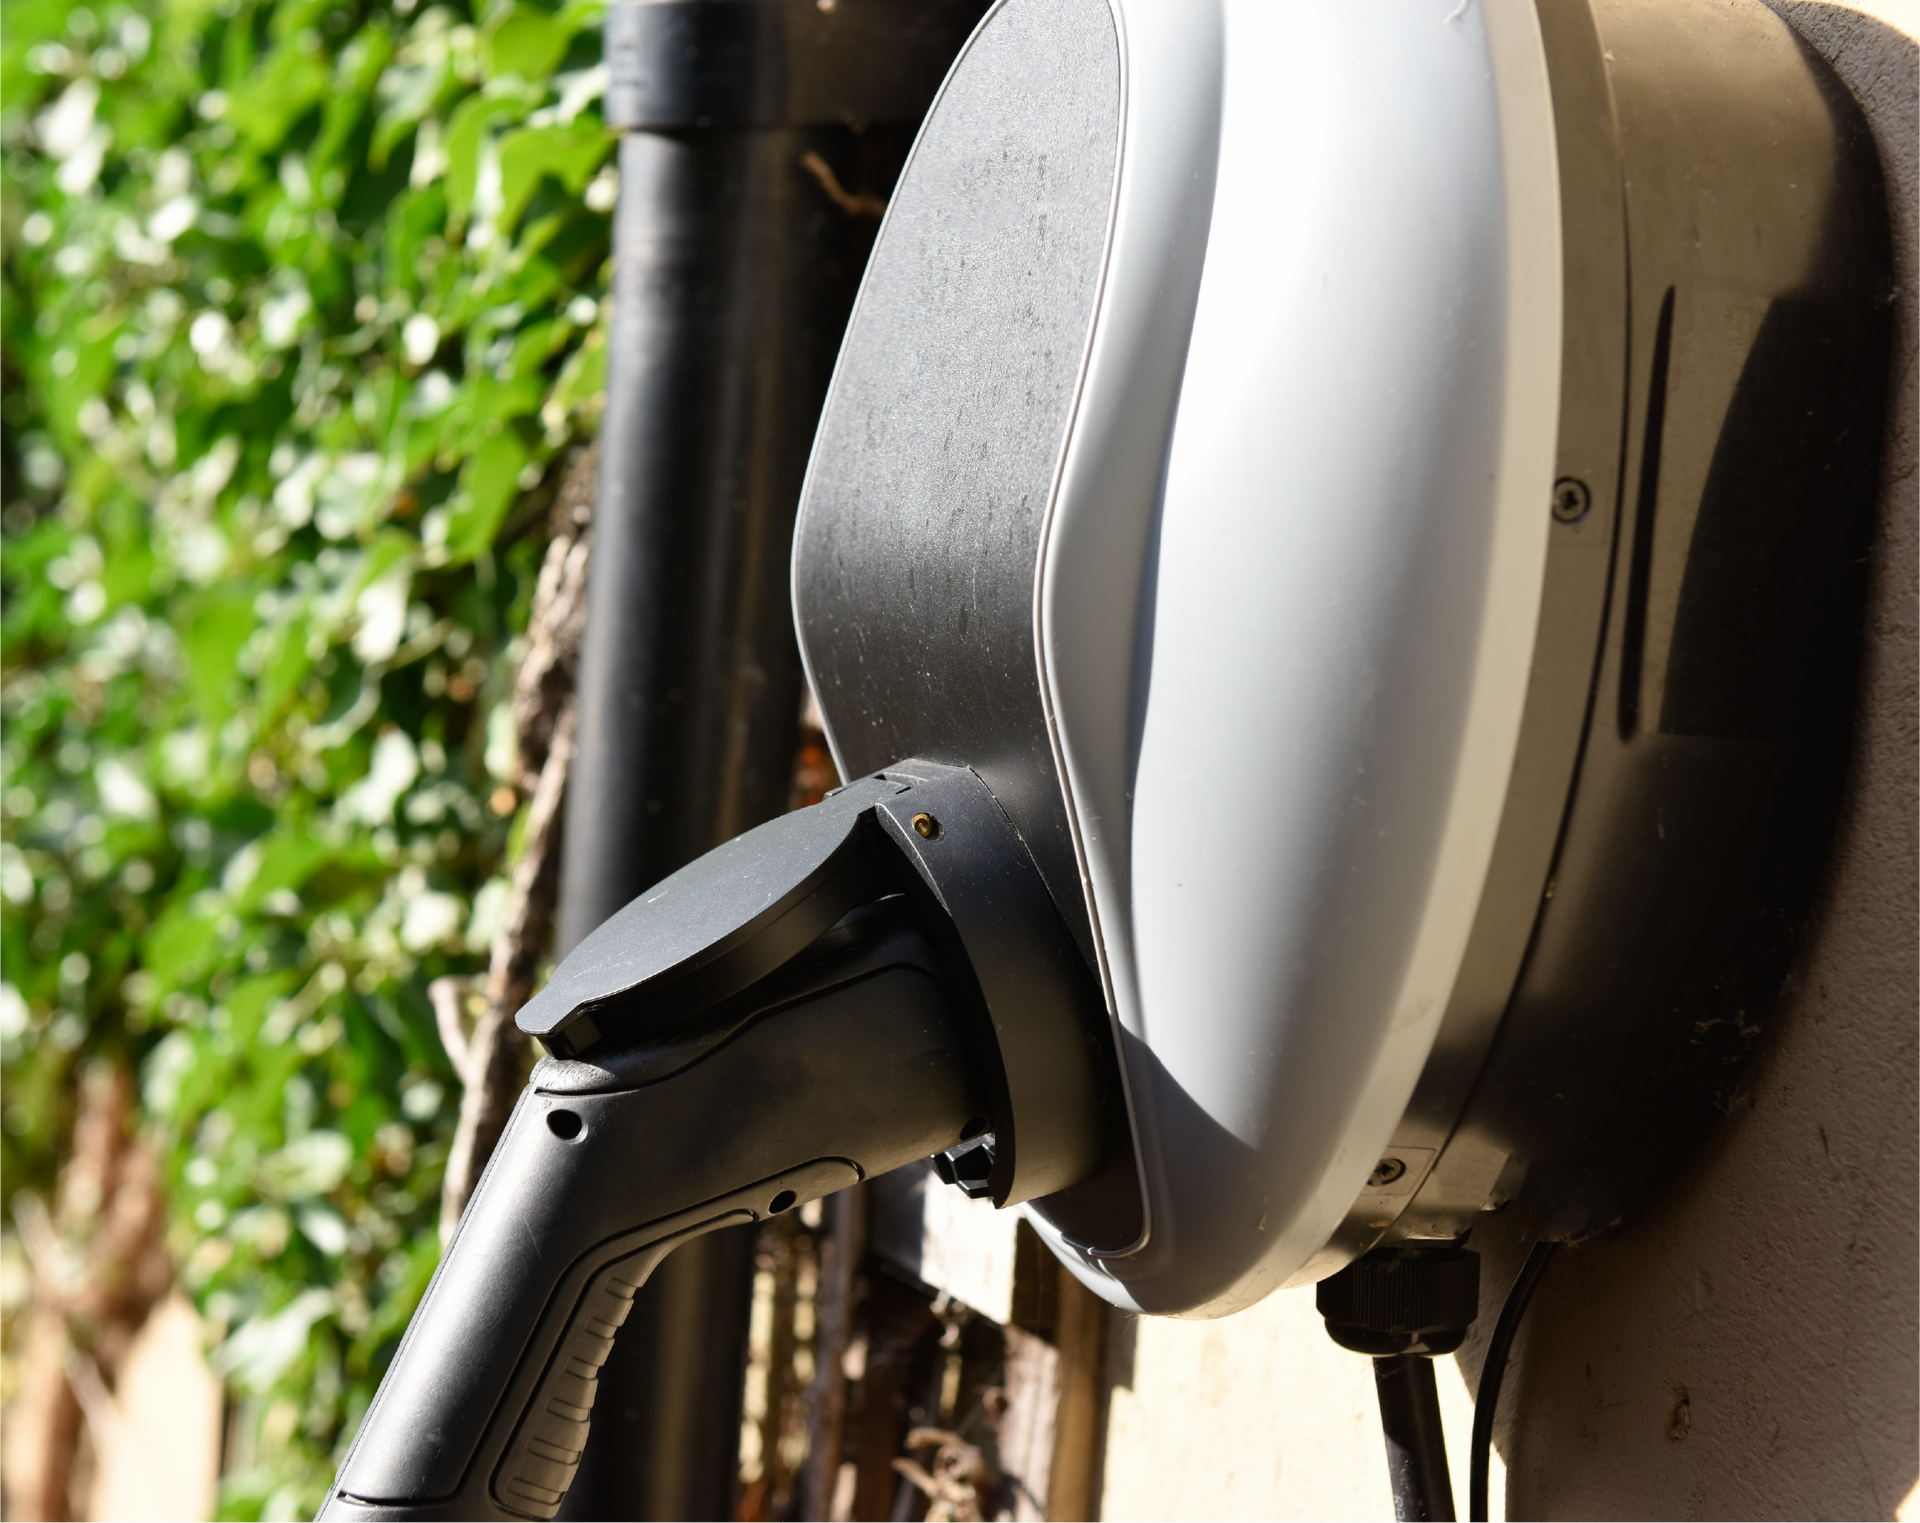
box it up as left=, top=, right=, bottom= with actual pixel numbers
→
left=1469, top=1241, right=1559, bottom=1522
left=1373, top=1354, right=1456, bottom=1521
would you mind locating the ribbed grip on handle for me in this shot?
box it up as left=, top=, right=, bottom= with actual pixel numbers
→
left=493, top=1215, right=748, bottom=1518
left=488, top=1159, right=851, bottom=1518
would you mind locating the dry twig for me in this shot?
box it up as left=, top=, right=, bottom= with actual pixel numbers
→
left=4, top=1062, right=170, bottom=1522
left=799, top=151, right=888, bottom=218
left=798, top=1186, right=866, bottom=1520
left=892, top=1427, right=992, bottom=1522
left=436, top=444, right=595, bottom=1242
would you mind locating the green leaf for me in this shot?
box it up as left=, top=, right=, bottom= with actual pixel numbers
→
left=270, top=0, right=336, bottom=44
left=557, top=0, right=610, bottom=33
left=227, top=971, right=304, bottom=1041
left=185, top=592, right=260, bottom=725
left=356, top=529, right=417, bottom=594
left=226, top=34, right=332, bottom=152
left=236, top=833, right=333, bottom=912
left=257, top=616, right=315, bottom=720
left=496, top=119, right=611, bottom=233
left=100, top=540, right=159, bottom=615
left=442, top=94, right=522, bottom=225
left=545, top=320, right=606, bottom=425
left=311, top=23, right=395, bottom=173
left=483, top=7, right=572, bottom=81
left=443, top=430, right=530, bottom=563
left=38, top=331, right=119, bottom=454
left=144, top=903, right=224, bottom=989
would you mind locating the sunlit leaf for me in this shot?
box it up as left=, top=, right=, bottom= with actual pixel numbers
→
left=442, top=94, right=522, bottom=225
left=443, top=429, right=531, bottom=564
left=224, top=36, right=331, bottom=153
left=496, top=118, right=611, bottom=233
left=183, top=592, right=258, bottom=725
left=484, top=6, right=573, bottom=82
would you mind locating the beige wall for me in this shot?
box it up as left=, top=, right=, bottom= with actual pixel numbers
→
left=1103, top=1286, right=1493, bottom=1521
left=1098, top=3, right=1918, bottom=1518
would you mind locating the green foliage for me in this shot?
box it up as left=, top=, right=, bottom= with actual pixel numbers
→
left=0, top=0, right=612, bottom=1512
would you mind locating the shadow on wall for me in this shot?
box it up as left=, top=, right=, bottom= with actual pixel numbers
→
left=1452, top=5, right=1917, bottom=1519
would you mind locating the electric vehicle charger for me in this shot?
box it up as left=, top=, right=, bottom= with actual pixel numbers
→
left=318, top=0, right=1891, bottom=1517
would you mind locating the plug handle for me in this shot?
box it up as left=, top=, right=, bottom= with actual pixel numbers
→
left=319, top=917, right=980, bottom=1520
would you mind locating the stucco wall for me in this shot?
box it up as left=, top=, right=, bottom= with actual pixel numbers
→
left=1097, top=3, right=1918, bottom=1518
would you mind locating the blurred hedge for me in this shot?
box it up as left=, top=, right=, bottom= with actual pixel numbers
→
left=1, top=0, right=612, bottom=1512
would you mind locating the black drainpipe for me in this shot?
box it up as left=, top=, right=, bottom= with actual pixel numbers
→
left=554, top=3, right=984, bottom=1516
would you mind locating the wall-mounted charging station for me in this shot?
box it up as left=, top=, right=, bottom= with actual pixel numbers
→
left=317, top=1, right=1891, bottom=1518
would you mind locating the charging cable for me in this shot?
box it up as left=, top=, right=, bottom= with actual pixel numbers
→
left=1468, top=1241, right=1559, bottom=1522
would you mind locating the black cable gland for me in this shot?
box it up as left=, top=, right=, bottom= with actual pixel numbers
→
left=1318, top=1246, right=1482, bottom=1357
left=932, top=1134, right=996, bottom=1200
